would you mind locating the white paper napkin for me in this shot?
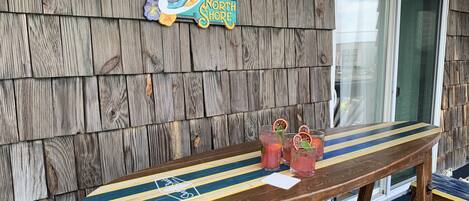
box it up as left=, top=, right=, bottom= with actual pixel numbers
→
left=261, top=173, right=301, bottom=190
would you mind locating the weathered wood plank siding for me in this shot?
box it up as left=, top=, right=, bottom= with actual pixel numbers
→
left=0, top=0, right=335, bottom=199
left=439, top=0, right=469, bottom=171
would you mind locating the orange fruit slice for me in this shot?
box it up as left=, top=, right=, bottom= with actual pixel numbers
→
left=298, top=125, right=310, bottom=133
left=293, top=132, right=313, bottom=150
left=273, top=118, right=288, bottom=132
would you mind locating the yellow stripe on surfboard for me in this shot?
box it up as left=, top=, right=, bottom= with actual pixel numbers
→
left=141, top=128, right=440, bottom=201
left=325, top=122, right=403, bottom=140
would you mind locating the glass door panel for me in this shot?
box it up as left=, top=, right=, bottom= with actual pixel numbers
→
left=334, top=0, right=395, bottom=199
left=392, top=0, right=441, bottom=186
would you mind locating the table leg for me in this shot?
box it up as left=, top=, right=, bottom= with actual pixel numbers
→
left=415, top=151, right=432, bottom=201
left=357, top=182, right=374, bottom=201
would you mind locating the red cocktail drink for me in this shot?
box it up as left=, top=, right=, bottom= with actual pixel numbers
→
left=290, top=148, right=316, bottom=177
left=260, top=126, right=282, bottom=171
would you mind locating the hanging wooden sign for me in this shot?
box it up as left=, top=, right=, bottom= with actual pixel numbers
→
left=144, top=0, right=238, bottom=30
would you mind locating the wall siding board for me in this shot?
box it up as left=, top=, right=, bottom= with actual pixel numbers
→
left=0, top=0, right=7, bottom=11
left=91, top=18, right=123, bottom=74
left=287, top=0, right=314, bottom=28
left=153, top=74, right=175, bottom=123
left=0, top=80, right=18, bottom=145
left=247, top=71, right=260, bottom=111
left=162, top=25, right=182, bottom=72
left=190, top=118, right=212, bottom=154
left=0, top=13, right=31, bottom=79
left=43, top=0, right=72, bottom=14
left=288, top=68, right=299, bottom=105
left=179, top=24, right=192, bottom=72
left=98, top=130, right=126, bottom=183
left=298, top=68, right=311, bottom=103
left=190, top=25, right=212, bottom=71
left=8, top=0, right=42, bottom=13
left=55, top=192, right=77, bottom=201
left=284, top=29, right=296, bottom=67
left=141, top=21, right=164, bottom=73
left=242, top=27, right=259, bottom=70
left=251, top=0, right=266, bottom=26
left=314, top=102, right=330, bottom=130
left=257, top=109, right=272, bottom=130
left=311, top=67, right=331, bottom=102
left=98, top=76, right=130, bottom=130
left=259, top=70, right=275, bottom=109
left=123, top=127, right=150, bottom=174
left=226, top=27, right=243, bottom=71
left=15, top=79, right=54, bottom=141
left=244, top=111, right=258, bottom=141
left=127, top=74, right=156, bottom=126
left=228, top=113, right=245, bottom=145
left=274, top=69, right=288, bottom=107
left=305, top=30, right=318, bottom=66
left=237, top=0, right=252, bottom=25
left=170, top=74, right=186, bottom=121
left=148, top=124, right=171, bottom=166
left=0, top=146, right=13, bottom=201
left=52, top=78, right=85, bottom=136
left=271, top=28, right=285, bottom=68
left=184, top=73, right=205, bottom=119
left=210, top=27, right=227, bottom=71
left=74, top=134, right=102, bottom=189
left=28, top=15, right=64, bottom=77
left=317, top=30, right=333, bottom=66
left=10, top=141, right=48, bottom=201
left=120, top=20, right=144, bottom=74
left=211, top=115, right=230, bottom=149
left=71, top=0, right=102, bottom=16
left=258, top=28, right=272, bottom=69
left=294, top=29, right=306, bottom=67
left=303, top=104, right=316, bottom=129
left=61, top=16, right=94, bottom=76
left=44, top=137, right=78, bottom=195
left=167, top=121, right=191, bottom=160
left=203, top=72, right=231, bottom=117
left=272, top=0, right=288, bottom=27
left=83, top=77, right=103, bottom=132
left=315, top=0, right=336, bottom=29
left=230, top=71, right=249, bottom=113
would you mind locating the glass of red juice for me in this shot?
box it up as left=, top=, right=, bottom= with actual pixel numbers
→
left=259, top=125, right=282, bottom=171
left=282, top=133, right=295, bottom=165
left=290, top=147, right=316, bottom=177
left=310, top=130, right=325, bottom=160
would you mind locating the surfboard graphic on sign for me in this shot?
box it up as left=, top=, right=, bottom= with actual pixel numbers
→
left=144, top=0, right=238, bottom=30
left=155, top=177, right=201, bottom=200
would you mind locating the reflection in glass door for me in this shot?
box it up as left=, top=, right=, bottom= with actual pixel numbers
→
left=392, top=0, right=441, bottom=187
left=333, top=0, right=396, bottom=199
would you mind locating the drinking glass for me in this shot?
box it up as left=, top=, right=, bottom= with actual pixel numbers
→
left=310, top=130, right=325, bottom=160
left=259, top=125, right=282, bottom=171
left=290, top=147, right=316, bottom=177
left=282, top=133, right=295, bottom=165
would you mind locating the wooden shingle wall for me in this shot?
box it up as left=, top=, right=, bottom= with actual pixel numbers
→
left=0, top=0, right=334, bottom=200
left=439, top=0, right=469, bottom=171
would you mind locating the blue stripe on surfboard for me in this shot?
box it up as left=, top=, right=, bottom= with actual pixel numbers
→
left=324, top=121, right=417, bottom=147
left=432, top=174, right=469, bottom=200
left=323, top=125, right=436, bottom=159
left=84, top=122, right=424, bottom=201
left=146, top=125, right=436, bottom=201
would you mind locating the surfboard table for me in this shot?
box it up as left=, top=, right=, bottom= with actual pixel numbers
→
left=85, top=121, right=441, bottom=201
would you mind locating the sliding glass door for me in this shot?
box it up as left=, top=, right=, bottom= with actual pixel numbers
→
left=333, top=0, right=444, bottom=199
